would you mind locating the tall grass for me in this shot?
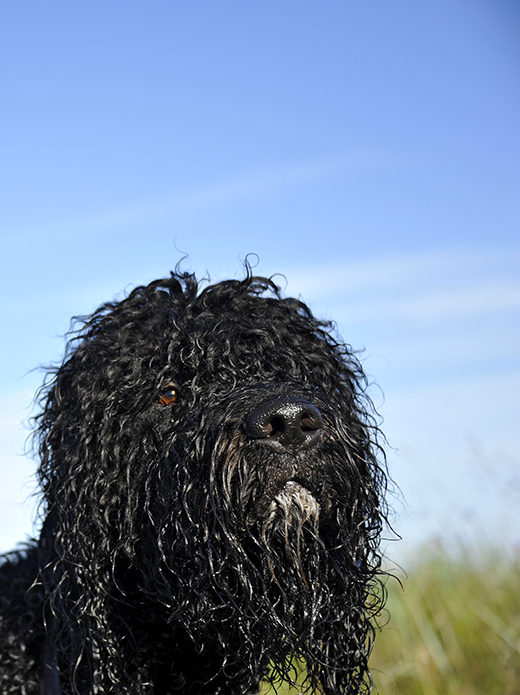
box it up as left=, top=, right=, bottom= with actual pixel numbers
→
left=371, top=545, right=520, bottom=695
left=260, top=545, right=520, bottom=695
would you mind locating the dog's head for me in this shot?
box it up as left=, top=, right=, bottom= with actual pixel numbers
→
left=35, top=271, right=388, bottom=693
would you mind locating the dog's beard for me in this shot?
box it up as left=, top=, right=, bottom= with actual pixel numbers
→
left=251, top=480, right=337, bottom=647
left=266, top=481, right=320, bottom=527
left=213, top=431, right=341, bottom=616
left=261, top=481, right=321, bottom=583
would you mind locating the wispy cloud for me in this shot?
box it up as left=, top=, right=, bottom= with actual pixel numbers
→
left=3, top=148, right=400, bottom=241
left=287, top=247, right=520, bottom=296
left=91, top=148, right=400, bottom=231
left=286, top=247, right=520, bottom=323
left=282, top=247, right=520, bottom=386
left=334, top=281, right=520, bottom=323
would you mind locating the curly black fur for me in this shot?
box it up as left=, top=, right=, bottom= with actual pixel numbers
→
left=0, top=270, right=389, bottom=695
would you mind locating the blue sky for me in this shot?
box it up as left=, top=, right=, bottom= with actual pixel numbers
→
left=0, top=0, right=518, bottom=561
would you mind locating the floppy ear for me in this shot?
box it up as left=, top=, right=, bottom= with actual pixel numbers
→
left=31, top=275, right=196, bottom=692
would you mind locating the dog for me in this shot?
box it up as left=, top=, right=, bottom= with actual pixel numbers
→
left=0, top=270, right=388, bottom=694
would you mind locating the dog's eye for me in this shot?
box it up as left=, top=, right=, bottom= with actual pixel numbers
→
left=158, top=384, right=178, bottom=406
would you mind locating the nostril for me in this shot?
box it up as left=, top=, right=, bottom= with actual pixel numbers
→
left=301, top=413, right=319, bottom=432
left=267, top=415, right=286, bottom=438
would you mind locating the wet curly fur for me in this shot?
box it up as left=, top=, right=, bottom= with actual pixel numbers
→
left=0, top=270, right=389, bottom=694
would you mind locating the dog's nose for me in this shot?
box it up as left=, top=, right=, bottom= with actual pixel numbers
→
left=245, top=396, right=323, bottom=448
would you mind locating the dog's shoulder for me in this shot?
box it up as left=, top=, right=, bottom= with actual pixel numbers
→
left=0, top=546, right=43, bottom=692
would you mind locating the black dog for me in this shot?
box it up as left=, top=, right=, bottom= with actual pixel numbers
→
left=0, top=271, right=388, bottom=695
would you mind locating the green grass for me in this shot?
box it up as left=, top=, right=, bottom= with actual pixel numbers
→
left=260, top=546, right=520, bottom=694
left=371, top=546, right=520, bottom=695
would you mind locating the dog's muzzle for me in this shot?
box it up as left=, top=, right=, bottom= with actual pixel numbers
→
left=245, top=396, right=323, bottom=450
left=244, top=395, right=326, bottom=520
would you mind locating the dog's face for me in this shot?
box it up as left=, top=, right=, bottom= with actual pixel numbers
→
left=36, top=273, right=386, bottom=692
